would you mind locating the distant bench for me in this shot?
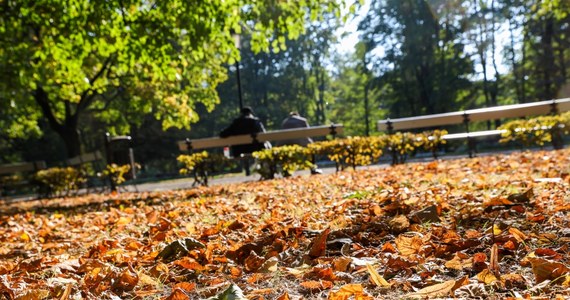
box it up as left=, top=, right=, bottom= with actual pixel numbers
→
left=178, top=124, right=343, bottom=184
left=377, top=98, right=570, bottom=156
left=0, top=161, right=47, bottom=197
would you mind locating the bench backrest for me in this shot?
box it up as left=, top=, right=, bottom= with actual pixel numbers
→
left=178, top=124, right=344, bottom=151
left=66, top=151, right=104, bottom=166
left=0, top=161, right=47, bottom=176
left=377, top=98, right=570, bottom=131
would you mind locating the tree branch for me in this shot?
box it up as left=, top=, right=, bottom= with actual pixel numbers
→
left=77, top=54, right=115, bottom=113
left=33, top=86, right=63, bottom=133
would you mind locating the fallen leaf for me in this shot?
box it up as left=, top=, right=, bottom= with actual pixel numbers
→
left=328, top=284, right=373, bottom=300
left=395, top=234, right=423, bottom=257
left=526, top=257, right=570, bottom=284
left=156, top=238, right=205, bottom=261
left=206, top=283, right=247, bottom=300
left=300, top=280, right=333, bottom=291
left=366, top=264, right=390, bottom=287
left=309, top=228, right=331, bottom=258
left=405, top=280, right=455, bottom=299
left=477, top=269, right=498, bottom=284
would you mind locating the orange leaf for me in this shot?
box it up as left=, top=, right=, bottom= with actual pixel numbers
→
left=173, top=257, right=205, bottom=271
left=276, top=292, right=291, bottom=300
left=328, top=284, right=373, bottom=300
left=162, top=288, right=189, bottom=300
left=300, top=280, right=333, bottom=291
left=527, top=257, right=570, bottom=283
left=309, top=228, right=331, bottom=258
left=173, top=282, right=196, bottom=292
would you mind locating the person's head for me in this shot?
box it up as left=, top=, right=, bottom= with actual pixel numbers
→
left=289, top=111, right=299, bottom=117
left=241, top=106, right=254, bottom=116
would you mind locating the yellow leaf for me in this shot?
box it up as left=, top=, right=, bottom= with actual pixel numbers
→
left=477, top=269, right=498, bottom=284
left=366, top=264, right=390, bottom=287
left=116, top=216, right=132, bottom=225
left=20, top=232, right=30, bottom=242
left=405, top=280, right=455, bottom=299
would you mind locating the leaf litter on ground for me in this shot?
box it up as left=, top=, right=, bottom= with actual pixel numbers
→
left=0, top=149, right=569, bottom=299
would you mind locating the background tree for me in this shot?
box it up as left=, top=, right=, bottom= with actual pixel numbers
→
left=0, top=0, right=343, bottom=159
left=359, top=0, right=473, bottom=119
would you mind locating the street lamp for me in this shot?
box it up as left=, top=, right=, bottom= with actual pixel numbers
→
left=233, top=33, right=244, bottom=111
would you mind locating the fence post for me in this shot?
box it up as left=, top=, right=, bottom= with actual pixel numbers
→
left=463, top=112, right=476, bottom=158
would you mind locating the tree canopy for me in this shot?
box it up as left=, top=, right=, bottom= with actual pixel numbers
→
left=0, top=0, right=343, bottom=157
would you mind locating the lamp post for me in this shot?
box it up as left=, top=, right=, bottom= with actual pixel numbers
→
left=233, top=33, right=244, bottom=111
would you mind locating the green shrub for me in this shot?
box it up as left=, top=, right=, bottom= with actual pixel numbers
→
left=252, top=145, right=314, bottom=179
left=33, top=167, right=86, bottom=197
left=386, top=132, right=421, bottom=164
left=177, top=152, right=234, bottom=185
left=499, top=114, right=567, bottom=149
left=103, top=164, right=132, bottom=191
left=309, top=136, right=385, bottom=170
left=418, top=129, right=448, bottom=159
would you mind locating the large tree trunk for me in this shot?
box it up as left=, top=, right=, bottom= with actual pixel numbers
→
left=33, top=87, right=82, bottom=158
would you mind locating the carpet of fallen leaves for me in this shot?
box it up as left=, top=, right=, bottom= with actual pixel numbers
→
left=1, top=149, right=570, bottom=300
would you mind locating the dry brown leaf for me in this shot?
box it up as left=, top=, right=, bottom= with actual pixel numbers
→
left=508, top=227, right=527, bottom=243
left=405, top=280, right=455, bottom=299
left=332, top=257, right=352, bottom=272
left=300, top=280, right=333, bottom=291
left=309, top=228, right=331, bottom=258
left=477, top=269, right=498, bottom=284
left=365, top=264, right=390, bottom=287
left=173, top=282, right=196, bottom=292
left=394, top=234, right=423, bottom=257
left=489, top=244, right=500, bottom=277
left=276, top=292, right=291, bottom=300
left=527, top=257, right=570, bottom=283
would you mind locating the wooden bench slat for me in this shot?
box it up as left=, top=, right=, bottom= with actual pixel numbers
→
left=179, top=124, right=344, bottom=151
left=66, top=151, right=104, bottom=166
left=442, top=130, right=506, bottom=140
left=377, top=98, right=570, bottom=131
left=0, top=161, right=47, bottom=175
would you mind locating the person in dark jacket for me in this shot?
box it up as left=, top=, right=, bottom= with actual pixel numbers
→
left=220, top=106, right=268, bottom=175
left=277, top=112, right=322, bottom=175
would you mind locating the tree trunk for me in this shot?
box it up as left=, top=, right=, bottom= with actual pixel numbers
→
left=59, top=127, right=82, bottom=158
left=33, top=87, right=82, bottom=158
left=541, top=16, right=555, bottom=100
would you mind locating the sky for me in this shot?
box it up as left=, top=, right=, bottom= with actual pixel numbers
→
left=333, top=0, right=510, bottom=78
left=334, top=0, right=370, bottom=55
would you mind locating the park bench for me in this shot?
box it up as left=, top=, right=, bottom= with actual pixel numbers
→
left=177, top=124, right=344, bottom=185
left=0, top=161, right=47, bottom=198
left=377, top=98, right=570, bottom=157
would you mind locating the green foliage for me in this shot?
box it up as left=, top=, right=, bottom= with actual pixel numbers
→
left=103, top=164, right=132, bottom=188
left=0, top=0, right=343, bottom=158
left=498, top=114, right=568, bottom=148
left=252, top=145, right=314, bottom=179
left=418, top=130, right=448, bottom=159
left=178, top=152, right=233, bottom=175
left=386, top=132, right=422, bottom=165
left=33, top=167, right=86, bottom=197
left=310, top=136, right=385, bottom=170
